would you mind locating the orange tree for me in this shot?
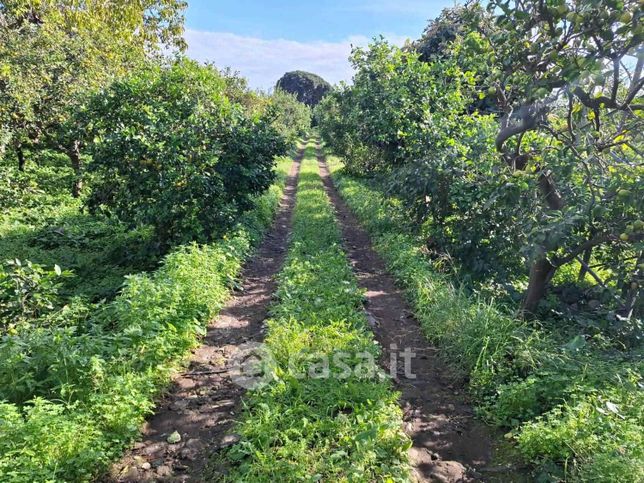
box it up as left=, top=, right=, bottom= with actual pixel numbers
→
left=82, top=59, right=286, bottom=246
left=317, top=0, right=643, bottom=323
left=0, top=0, right=186, bottom=194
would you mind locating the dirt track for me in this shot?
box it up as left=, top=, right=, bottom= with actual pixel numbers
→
left=107, top=142, right=523, bottom=482
left=316, top=147, right=522, bottom=482
left=107, top=150, right=303, bottom=482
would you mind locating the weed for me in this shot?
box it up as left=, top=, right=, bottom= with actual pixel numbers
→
left=327, top=155, right=644, bottom=481
left=219, top=143, right=410, bottom=481
left=0, top=156, right=293, bottom=481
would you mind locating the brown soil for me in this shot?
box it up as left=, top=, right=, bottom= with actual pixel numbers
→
left=316, top=148, right=525, bottom=483
left=105, top=150, right=303, bottom=483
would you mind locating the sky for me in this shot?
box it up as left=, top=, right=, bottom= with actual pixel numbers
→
left=184, top=0, right=458, bottom=90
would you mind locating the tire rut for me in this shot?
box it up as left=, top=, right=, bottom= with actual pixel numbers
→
left=106, top=149, right=304, bottom=483
left=315, top=146, right=521, bottom=483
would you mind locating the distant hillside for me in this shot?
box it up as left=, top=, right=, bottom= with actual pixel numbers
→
left=275, top=71, right=331, bottom=107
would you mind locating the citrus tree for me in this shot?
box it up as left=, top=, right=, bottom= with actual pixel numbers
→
left=317, top=0, right=643, bottom=319
left=475, top=0, right=643, bottom=314
left=0, top=0, right=186, bottom=194
left=82, top=59, right=286, bottom=246
left=270, top=89, right=312, bottom=144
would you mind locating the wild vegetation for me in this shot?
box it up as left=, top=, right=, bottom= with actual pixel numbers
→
left=0, top=2, right=312, bottom=480
left=316, top=0, right=643, bottom=480
left=217, top=144, right=410, bottom=481
left=327, top=156, right=642, bottom=482
left=0, top=153, right=293, bottom=481
left=2, top=0, right=642, bottom=481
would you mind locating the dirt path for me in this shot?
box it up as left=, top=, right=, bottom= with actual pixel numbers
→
left=107, top=150, right=303, bottom=483
left=316, top=148, right=521, bottom=483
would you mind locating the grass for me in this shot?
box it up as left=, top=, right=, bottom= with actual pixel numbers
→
left=326, top=153, right=644, bottom=482
left=217, top=141, right=410, bottom=482
left=0, top=152, right=294, bottom=482
left=0, top=151, right=157, bottom=302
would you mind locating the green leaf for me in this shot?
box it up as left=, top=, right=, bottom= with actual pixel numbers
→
left=563, top=335, right=586, bottom=352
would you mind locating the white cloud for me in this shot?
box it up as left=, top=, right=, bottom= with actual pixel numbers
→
left=346, top=0, right=450, bottom=15
left=184, top=29, right=408, bottom=90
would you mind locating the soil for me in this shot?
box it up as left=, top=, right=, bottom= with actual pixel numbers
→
left=316, top=147, right=526, bottom=483
left=103, top=142, right=527, bottom=483
left=105, top=149, right=303, bottom=483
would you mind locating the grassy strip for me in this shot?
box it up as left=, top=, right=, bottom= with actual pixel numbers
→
left=0, top=155, right=294, bottom=482
left=326, top=156, right=643, bottom=482
left=221, top=143, right=410, bottom=481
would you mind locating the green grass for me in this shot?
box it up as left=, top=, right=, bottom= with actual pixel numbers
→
left=326, top=154, right=644, bottom=483
left=0, top=154, right=294, bottom=482
left=0, top=151, right=156, bottom=302
left=218, top=142, right=410, bottom=482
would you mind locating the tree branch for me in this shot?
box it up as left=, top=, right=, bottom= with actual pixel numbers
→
left=554, top=233, right=613, bottom=267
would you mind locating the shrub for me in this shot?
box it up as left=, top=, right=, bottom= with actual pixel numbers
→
left=83, top=59, right=287, bottom=246
left=328, top=159, right=643, bottom=480
left=316, top=1, right=644, bottom=318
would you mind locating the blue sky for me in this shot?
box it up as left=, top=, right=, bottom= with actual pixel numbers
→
left=184, top=0, right=458, bottom=89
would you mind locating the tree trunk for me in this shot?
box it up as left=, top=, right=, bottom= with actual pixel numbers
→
left=16, top=146, right=26, bottom=171
left=496, top=106, right=565, bottom=315
left=68, top=140, right=83, bottom=198
left=520, top=169, right=565, bottom=315
left=522, top=254, right=556, bottom=316
left=578, top=247, right=592, bottom=281
left=537, top=170, right=564, bottom=210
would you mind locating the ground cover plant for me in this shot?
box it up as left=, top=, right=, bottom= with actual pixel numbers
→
left=326, top=155, right=643, bottom=482
left=0, top=155, right=293, bottom=482
left=218, top=143, right=410, bottom=481
left=316, top=2, right=643, bottom=478
left=0, top=151, right=156, bottom=303
left=82, top=59, right=287, bottom=247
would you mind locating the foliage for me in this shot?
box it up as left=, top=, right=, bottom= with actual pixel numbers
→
left=413, top=2, right=491, bottom=63
left=327, top=156, right=644, bottom=482
left=0, top=164, right=43, bottom=209
left=411, top=2, right=496, bottom=113
left=318, top=40, right=525, bottom=281
left=0, top=156, right=292, bottom=481
left=0, top=259, right=69, bottom=331
left=83, top=59, right=287, bottom=246
left=276, top=70, right=331, bottom=107
left=0, top=0, right=187, bottom=194
left=217, top=144, right=410, bottom=481
left=269, top=90, right=312, bottom=144
left=478, top=0, right=643, bottom=315
left=316, top=0, right=643, bottom=319
left=0, top=152, right=156, bottom=302
left=217, top=68, right=311, bottom=143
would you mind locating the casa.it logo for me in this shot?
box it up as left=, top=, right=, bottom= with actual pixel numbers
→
left=228, top=342, right=277, bottom=390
